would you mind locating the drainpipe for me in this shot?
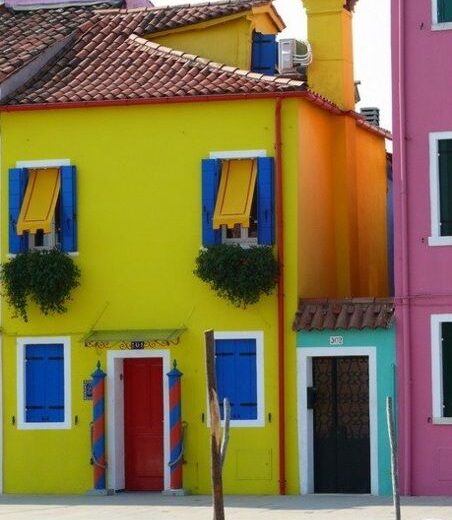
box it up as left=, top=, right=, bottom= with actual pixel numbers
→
left=396, top=0, right=412, bottom=495
left=275, top=96, right=286, bottom=495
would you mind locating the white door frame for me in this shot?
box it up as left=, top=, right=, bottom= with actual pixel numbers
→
left=297, top=347, right=379, bottom=495
left=106, top=350, right=171, bottom=492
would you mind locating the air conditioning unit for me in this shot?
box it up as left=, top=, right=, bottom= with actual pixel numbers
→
left=278, top=38, right=313, bottom=74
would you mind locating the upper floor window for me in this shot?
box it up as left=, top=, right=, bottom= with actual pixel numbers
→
left=429, top=132, right=452, bottom=245
left=251, top=32, right=277, bottom=76
left=431, top=315, right=452, bottom=423
left=9, top=165, right=77, bottom=254
left=201, top=154, right=274, bottom=247
left=433, top=0, right=452, bottom=26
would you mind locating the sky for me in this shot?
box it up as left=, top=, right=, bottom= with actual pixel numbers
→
left=152, top=0, right=392, bottom=131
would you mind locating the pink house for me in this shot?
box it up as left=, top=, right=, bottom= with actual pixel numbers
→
left=393, top=0, right=452, bottom=496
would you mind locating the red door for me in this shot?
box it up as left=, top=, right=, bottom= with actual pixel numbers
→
left=124, top=358, right=164, bottom=491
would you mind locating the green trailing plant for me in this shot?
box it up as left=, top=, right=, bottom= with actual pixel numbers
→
left=194, top=244, right=279, bottom=307
left=1, top=248, right=80, bottom=322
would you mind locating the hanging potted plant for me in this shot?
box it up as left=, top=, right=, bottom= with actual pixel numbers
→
left=194, top=244, right=279, bottom=307
left=1, top=248, right=80, bottom=322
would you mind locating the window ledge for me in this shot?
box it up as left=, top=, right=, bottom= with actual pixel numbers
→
left=432, top=417, right=452, bottom=425
left=7, top=251, right=79, bottom=259
left=428, top=236, right=452, bottom=246
left=432, top=22, right=452, bottom=31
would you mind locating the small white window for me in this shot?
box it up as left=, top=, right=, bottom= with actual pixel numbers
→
left=428, top=132, right=452, bottom=246
left=432, top=0, right=452, bottom=29
left=211, top=331, right=264, bottom=428
left=17, top=337, right=71, bottom=430
left=431, top=315, right=452, bottom=424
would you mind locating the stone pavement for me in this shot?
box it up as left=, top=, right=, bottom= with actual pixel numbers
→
left=0, top=494, right=451, bottom=519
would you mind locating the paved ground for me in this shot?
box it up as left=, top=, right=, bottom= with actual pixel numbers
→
left=0, top=494, right=451, bottom=519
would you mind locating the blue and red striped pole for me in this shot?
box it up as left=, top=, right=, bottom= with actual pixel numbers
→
left=168, top=360, right=183, bottom=491
left=91, top=361, right=107, bottom=492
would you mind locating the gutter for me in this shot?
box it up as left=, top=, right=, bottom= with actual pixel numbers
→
left=0, top=90, right=391, bottom=140
left=395, top=0, right=412, bottom=495
left=275, top=96, right=286, bottom=495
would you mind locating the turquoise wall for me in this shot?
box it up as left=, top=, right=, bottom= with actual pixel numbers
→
left=297, top=327, right=396, bottom=496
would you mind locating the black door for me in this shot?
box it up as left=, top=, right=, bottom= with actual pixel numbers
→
left=313, top=356, right=370, bottom=493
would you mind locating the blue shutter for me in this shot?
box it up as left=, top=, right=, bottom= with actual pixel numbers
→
left=8, top=168, right=28, bottom=254
left=202, top=159, right=221, bottom=246
left=257, top=157, right=275, bottom=245
left=215, top=339, right=257, bottom=421
left=60, top=165, right=77, bottom=252
left=251, top=32, right=277, bottom=76
left=235, top=339, right=257, bottom=420
left=215, top=339, right=237, bottom=420
left=25, top=344, right=64, bottom=423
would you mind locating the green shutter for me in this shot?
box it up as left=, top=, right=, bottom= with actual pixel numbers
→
left=442, top=323, right=452, bottom=417
left=438, top=0, right=452, bottom=23
left=438, top=139, right=452, bottom=236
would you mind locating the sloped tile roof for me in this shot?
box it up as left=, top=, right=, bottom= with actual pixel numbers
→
left=0, top=5, right=102, bottom=82
left=5, top=2, right=305, bottom=105
left=293, top=298, right=395, bottom=331
left=0, top=0, right=274, bottom=84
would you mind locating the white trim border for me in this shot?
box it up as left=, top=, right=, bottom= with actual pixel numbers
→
left=297, top=347, right=379, bottom=495
left=432, top=0, right=452, bottom=28
left=429, top=132, right=452, bottom=246
left=431, top=314, right=452, bottom=423
left=209, top=150, right=267, bottom=160
left=210, top=331, right=265, bottom=428
left=15, top=159, right=71, bottom=168
left=16, top=336, right=71, bottom=430
left=106, top=350, right=171, bottom=492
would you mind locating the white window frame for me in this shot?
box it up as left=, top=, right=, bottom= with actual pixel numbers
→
left=432, top=0, right=452, bottom=30
left=209, top=331, right=265, bottom=428
left=429, top=132, right=452, bottom=246
left=17, top=336, right=71, bottom=430
left=209, top=150, right=266, bottom=247
left=431, top=314, right=452, bottom=424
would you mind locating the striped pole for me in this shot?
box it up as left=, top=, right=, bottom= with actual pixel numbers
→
left=168, top=360, right=183, bottom=491
left=91, top=361, right=107, bottom=492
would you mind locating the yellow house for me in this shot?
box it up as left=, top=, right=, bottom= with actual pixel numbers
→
left=0, top=0, right=390, bottom=495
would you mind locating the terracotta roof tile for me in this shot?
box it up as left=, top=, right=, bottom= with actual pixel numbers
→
left=5, top=14, right=305, bottom=104
left=293, top=298, right=395, bottom=331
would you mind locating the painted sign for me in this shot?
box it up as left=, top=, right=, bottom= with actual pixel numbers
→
left=329, top=336, right=344, bottom=346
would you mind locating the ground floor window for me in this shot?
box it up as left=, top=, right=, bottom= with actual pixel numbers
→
left=213, top=331, right=264, bottom=427
left=17, top=336, right=71, bottom=429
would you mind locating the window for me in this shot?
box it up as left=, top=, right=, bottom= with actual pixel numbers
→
left=431, top=315, right=452, bottom=423
left=9, top=165, right=77, bottom=254
left=213, top=331, right=264, bottom=427
left=429, top=133, right=452, bottom=245
left=433, top=0, right=452, bottom=25
left=17, top=337, right=71, bottom=429
left=201, top=154, right=274, bottom=247
left=251, top=32, right=277, bottom=76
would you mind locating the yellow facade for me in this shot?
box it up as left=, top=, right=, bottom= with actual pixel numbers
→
left=0, top=0, right=389, bottom=497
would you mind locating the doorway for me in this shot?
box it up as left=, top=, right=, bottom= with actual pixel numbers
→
left=312, top=356, right=370, bottom=493
left=297, top=347, right=378, bottom=495
left=124, top=358, right=164, bottom=491
left=106, top=350, right=170, bottom=492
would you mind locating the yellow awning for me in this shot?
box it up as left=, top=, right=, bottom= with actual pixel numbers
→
left=17, top=168, right=60, bottom=235
left=213, top=159, right=257, bottom=229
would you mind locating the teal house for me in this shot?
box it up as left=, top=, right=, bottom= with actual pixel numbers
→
left=293, top=298, right=395, bottom=496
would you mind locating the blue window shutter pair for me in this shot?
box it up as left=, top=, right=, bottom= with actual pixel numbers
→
left=251, top=32, right=277, bottom=76
left=25, top=344, right=65, bottom=423
left=215, top=338, right=257, bottom=420
left=8, top=166, right=77, bottom=253
left=201, top=157, right=274, bottom=246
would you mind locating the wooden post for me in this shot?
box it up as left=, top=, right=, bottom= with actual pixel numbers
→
left=221, top=398, right=231, bottom=468
left=386, top=396, right=401, bottom=520
left=205, top=330, right=225, bottom=520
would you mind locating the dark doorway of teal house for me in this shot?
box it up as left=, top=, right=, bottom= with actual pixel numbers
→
left=313, top=356, right=370, bottom=493
left=124, top=358, right=164, bottom=491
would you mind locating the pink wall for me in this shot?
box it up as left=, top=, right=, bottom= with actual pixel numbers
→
left=393, top=0, right=452, bottom=496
